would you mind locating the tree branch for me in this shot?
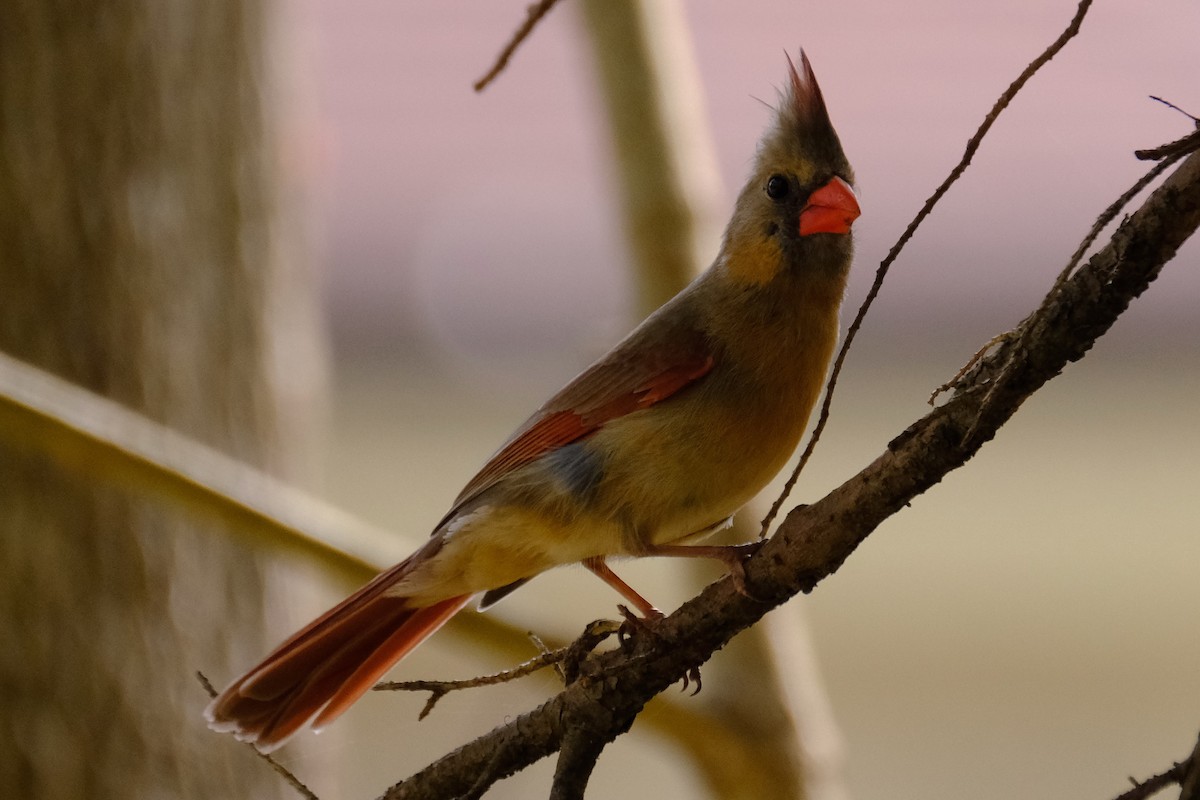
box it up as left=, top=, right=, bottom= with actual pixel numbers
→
left=550, top=724, right=610, bottom=800
left=0, top=349, right=389, bottom=585
left=379, top=148, right=1200, bottom=800
left=474, top=0, right=565, bottom=92
left=1113, top=731, right=1200, bottom=800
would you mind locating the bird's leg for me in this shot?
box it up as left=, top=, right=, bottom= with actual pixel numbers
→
left=582, top=556, right=662, bottom=619
left=583, top=554, right=710, bottom=694
left=639, top=541, right=764, bottom=598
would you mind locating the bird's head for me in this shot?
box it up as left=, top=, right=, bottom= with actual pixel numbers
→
left=721, top=50, right=859, bottom=286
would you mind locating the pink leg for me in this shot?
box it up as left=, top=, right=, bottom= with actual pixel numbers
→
left=583, top=556, right=662, bottom=619
left=583, top=540, right=763, bottom=616
left=639, top=541, right=762, bottom=596
left=640, top=541, right=761, bottom=566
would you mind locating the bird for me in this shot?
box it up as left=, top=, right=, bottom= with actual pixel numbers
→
left=206, top=49, right=859, bottom=752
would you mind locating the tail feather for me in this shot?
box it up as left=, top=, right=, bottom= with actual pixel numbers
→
left=205, top=543, right=470, bottom=752
left=237, top=553, right=430, bottom=701
left=313, top=596, right=468, bottom=730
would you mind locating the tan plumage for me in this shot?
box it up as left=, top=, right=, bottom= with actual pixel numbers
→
left=206, top=49, right=859, bottom=752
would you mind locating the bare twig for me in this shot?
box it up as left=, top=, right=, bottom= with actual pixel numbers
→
left=928, top=331, right=1010, bottom=406
left=474, top=0, right=565, bottom=92
left=1053, top=150, right=1189, bottom=287
left=1112, top=731, right=1200, bottom=800
left=1114, top=767, right=1188, bottom=800
left=1137, top=98, right=1200, bottom=161
left=1149, top=95, right=1200, bottom=124
left=195, top=672, right=319, bottom=800
left=1137, top=129, right=1200, bottom=161
left=1181, top=732, right=1200, bottom=800
left=952, top=144, right=1190, bottom=444
left=374, top=620, right=620, bottom=719
left=941, top=101, right=1200, bottom=411
left=759, top=0, right=1095, bottom=537
left=932, top=141, right=1189, bottom=408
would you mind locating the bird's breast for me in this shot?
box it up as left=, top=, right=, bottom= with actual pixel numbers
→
left=578, top=352, right=829, bottom=548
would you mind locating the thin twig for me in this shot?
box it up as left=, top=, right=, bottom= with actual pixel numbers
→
left=1112, top=731, right=1199, bottom=800
left=195, top=672, right=319, bottom=800
left=1149, top=95, right=1200, bottom=124
left=1180, top=731, right=1200, bottom=800
left=1137, top=129, right=1200, bottom=161
left=933, top=112, right=1200, bottom=409
left=374, top=620, right=621, bottom=719
left=376, top=650, right=568, bottom=720
left=1138, top=97, right=1200, bottom=163
left=954, top=146, right=1191, bottom=445
left=759, top=0, right=1095, bottom=536
left=1114, top=767, right=1188, bottom=800
left=1053, top=151, right=1189, bottom=287
left=474, top=0, right=565, bottom=92
left=930, top=146, right=1187, bottom=408
left=927, top=331, right=1011, bottom=406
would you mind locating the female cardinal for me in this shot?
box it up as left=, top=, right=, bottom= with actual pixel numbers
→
left=207, top=50, right=859, bottom=751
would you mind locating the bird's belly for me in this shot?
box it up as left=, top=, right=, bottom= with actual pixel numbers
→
left=394, top=502, right=627, bottom=605
left=584, top=394, right=809, bottom=548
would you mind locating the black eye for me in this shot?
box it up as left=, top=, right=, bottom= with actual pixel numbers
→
left=765, top=174, right=790, bottom=200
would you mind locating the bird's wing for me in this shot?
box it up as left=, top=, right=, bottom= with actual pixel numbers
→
left=444, top=324, right=714, bottom=518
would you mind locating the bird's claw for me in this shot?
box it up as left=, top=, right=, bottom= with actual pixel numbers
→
left=612, top=605, right=703, bottom=694
left=615, top=604, right=664, bottom=648
left=722, top=541, right=767, bottom=602
left=679, top=665, right=703, bottom=695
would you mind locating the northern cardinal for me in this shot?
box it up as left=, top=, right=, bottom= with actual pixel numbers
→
left=207, top=50, right=859, bottom=752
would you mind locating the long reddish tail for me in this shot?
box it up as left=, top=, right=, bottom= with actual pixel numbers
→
left=206, top=556, right=471, bottom=752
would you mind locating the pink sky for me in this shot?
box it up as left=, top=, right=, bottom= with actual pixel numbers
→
left=288, top=0, right=1199, bottom=362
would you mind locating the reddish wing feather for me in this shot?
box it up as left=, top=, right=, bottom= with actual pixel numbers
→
left=450, top=328, right=714, bottom=512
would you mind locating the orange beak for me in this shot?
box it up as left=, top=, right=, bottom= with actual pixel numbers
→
left=798, top=176, right=860, bottom=236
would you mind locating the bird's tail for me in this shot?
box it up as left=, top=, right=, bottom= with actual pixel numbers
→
left=205, top=554, right=470, bottom=752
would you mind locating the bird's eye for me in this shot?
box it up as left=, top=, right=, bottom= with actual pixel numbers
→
left=765, top=174, right=790, bottom=200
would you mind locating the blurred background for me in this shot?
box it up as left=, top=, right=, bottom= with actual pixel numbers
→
left=300, top=1, right=1200, bottom=798
left=1, top=1, right=1196, bottom=798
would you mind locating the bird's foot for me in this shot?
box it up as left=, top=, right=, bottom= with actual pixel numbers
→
left=614, top=603, right=665, bottom=648
left=612, top=605, right=702, bottom=694
left=712, top=541, right=766, bottom=601
left=680, top=665, right=703, bottom=696
left=638, top=540, right=767, bottom=602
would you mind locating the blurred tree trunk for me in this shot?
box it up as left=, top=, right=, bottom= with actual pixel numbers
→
left=0, top=2, right=322, bottom=797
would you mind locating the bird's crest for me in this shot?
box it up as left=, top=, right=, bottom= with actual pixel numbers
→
left=766, top=49, right=851, bottom=183
left=785, top=50, right=828, bottom=128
